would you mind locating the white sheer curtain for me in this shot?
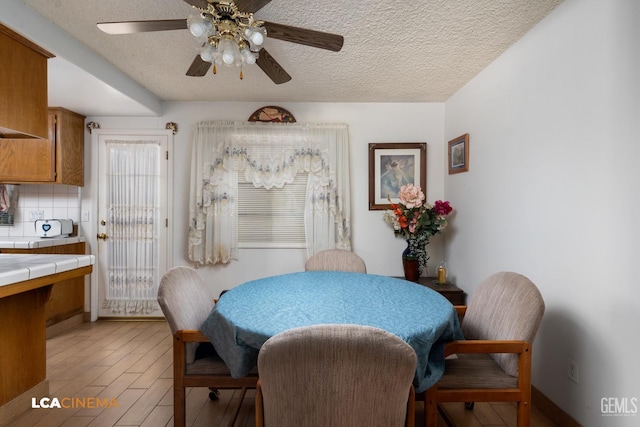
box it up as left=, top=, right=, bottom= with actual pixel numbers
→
left=189, top=121, right=351, bottom=266
left=103, top=140, right=161, bottom=314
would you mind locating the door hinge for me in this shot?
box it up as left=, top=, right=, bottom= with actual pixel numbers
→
left=165, top=218, right=168, bottom=227
left=166, top=151, right=169, bottom=160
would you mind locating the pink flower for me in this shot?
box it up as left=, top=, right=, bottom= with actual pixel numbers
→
left=434, top=200, right=452, bottom=215
left=408, top=216, right=420, bottom=233
left=398, top=184, right=424, bottom=209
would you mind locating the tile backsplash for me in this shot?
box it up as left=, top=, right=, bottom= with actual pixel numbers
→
left=0, top=184, right=81, bottom=237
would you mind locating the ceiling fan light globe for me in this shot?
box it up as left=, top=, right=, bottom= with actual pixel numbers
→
left=187, top=15, right=212, bottom=38
left=189, top=22, right=204, bottom=37
left=222, top=51, right=235, bottom=65
left=241, top=48, right=257, bottom=64
left=250, top=31, right=264, bottom=46
left=218, top=36, right=240, bottom=66
left=200, top=46, right=216, bottom=62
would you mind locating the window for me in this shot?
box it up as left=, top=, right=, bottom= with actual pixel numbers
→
left=237, top=173, right=307, bottom=248
left=189, top=121, right=351, bottom=266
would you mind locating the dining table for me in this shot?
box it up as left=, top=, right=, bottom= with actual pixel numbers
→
left=200, top=271, right=463, bottom=393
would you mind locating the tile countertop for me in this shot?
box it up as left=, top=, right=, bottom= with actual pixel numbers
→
left=0, top=254, right=95, bottom=287
left=0, top=236, right=86, bottom=249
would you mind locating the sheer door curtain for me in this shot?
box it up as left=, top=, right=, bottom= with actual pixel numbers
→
left=103, top=140, right=161, bottom=314
left=189, top=121, right=352, bottom=266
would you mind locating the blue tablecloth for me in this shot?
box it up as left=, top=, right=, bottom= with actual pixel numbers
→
left=201, top=271, right=463, bottom=393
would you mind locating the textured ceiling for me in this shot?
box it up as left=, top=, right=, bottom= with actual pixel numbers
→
left=21, top=0, right=562, bottom=103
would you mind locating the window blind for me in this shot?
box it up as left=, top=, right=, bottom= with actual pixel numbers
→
left=238, top=173, right=307, bottom=248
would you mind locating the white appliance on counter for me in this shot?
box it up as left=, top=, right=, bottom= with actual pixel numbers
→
left=35, top=219, right=74, bottom=238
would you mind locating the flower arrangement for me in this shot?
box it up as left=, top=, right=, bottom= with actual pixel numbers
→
left=382, top=184, right=453, bottom=275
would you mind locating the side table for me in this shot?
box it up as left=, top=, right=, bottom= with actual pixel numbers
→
left=393, top=276, right=466, bottom=305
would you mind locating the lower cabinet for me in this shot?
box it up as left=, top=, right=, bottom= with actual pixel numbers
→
left=0, top=242, right=85, bottom=326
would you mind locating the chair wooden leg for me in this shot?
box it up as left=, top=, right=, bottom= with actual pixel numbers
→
left=255, top=382, right=265, bottom=427
left=424, top=387, right=438, bottom=427
left=173, top=335, right=187, bottom=427
left=406, top=386, right=415, bottom=427
left=174, top=385, right=186, bottom=427
left=517, top=399, right=531, bottom=427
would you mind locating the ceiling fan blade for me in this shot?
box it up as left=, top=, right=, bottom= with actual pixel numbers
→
left=97, top=19, right=187, bottom=34
left=263, top=22, right=344, bottom=52
left=183, top=0, right=210, bottom=8
left=186, top=55, right=212, bottom=76
left=256, top=49, right=291, bottom=84
left=234, top=0, right=273, bottom=13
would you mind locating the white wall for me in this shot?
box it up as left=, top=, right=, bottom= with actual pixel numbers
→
left=0, top=184, right=80, bottom=237
left=444, top=0, right=639, bottom=425
left=85, top=102, right=445, bottom=296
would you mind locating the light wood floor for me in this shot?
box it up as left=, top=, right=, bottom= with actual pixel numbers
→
left=8, top=320, right=557, bottom=427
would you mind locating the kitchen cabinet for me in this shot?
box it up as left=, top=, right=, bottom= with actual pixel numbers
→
left=0, top=254, right=93, bottom=412
left=0, top=24, right=53, bottom=139
left=0, top=107, right=86, bottom=185
left=0, top=241, right=86, bottom=328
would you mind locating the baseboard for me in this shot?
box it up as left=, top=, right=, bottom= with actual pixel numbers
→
left=533, top=386, right=582, bottom=427
left=45, top=313, right=84, bottom=339
left=97, top=316, right=165, bottom=321
left=0, top=380, right=48, bottom=427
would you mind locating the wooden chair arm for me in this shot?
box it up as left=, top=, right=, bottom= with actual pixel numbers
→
left=175, top=330, right=210, bottom=343
left=453, top=305, right=467, bottom=325
left=453, top=305, right=467, bottom=317
left=444, top=339, right=530, bottom=357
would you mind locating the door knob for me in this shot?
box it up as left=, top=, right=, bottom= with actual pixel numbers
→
left=97, top=233, right=108, bottom=240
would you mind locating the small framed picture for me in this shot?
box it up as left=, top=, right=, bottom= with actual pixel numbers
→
left=368, top=142, right=427, bottom=210
left=448, top=134, right=469, bottom=174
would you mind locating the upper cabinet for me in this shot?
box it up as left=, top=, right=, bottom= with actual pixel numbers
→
left=0, top=108, right=86, bottom=186
left=48, top=107, right=86, bottom=186
left=0, top=24, right=53, bottom=139
left=0, top=25, right=84, bottom=186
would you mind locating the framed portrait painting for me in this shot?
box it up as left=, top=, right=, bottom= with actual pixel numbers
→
left=368, top=142, right=427, bottom=210
left=448, top=133, right=469, bottom=174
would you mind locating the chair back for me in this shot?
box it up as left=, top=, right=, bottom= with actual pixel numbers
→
left=157, top=266, right=214, bottom=362
left=462, top=271, right=545, bottom=376
left=256, top=324, right=416, bottom=427
left=304, top=249, right=367, bottom=273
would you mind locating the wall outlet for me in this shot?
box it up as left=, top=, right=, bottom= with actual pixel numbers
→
left=29, top=210, right=45, bottom=221
left=82, top=210, right=90, bottom=222
left=568, top=359, right=579, bottom=384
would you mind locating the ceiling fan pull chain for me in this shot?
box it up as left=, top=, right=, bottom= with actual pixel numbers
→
left=240, top=66, right=244, bottom=80
left=212, top=64, right=217, bottom=75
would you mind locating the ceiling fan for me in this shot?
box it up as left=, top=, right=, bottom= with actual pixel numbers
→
left=97, top=0, right=344, bottom=84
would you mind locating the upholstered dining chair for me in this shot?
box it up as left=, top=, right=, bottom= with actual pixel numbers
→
left=157, top=266, right=258, bottom=427
left=304, top=249, right=367, bottom=273
left=255, top=324, right=417, bottom=427
left=421, top=271, right=545, bottom=427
